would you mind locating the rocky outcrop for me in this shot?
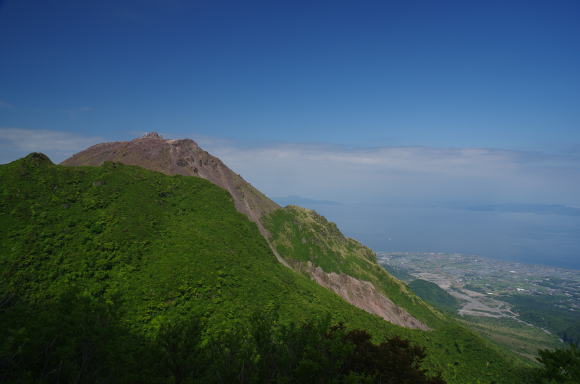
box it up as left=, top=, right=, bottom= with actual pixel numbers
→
left=308, top=264, right=430, bottom=330
left=62, top=133, right=279, bottom=233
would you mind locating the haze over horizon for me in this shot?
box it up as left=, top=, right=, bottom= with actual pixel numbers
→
left=1, top=0, right=579, bottom=269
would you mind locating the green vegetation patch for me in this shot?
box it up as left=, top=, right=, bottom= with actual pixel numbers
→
left=382, top=264, right=415, bottom=282
left=409, top=279, right=461, bottom=315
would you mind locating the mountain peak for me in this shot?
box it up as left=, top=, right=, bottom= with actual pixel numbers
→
left=25, top=152, right=53, bottom=164
left=62, top=135, right=279, bottom=229
left=13, top=152, right=55, bottom=168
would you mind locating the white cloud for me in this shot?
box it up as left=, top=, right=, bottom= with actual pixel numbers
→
left=3, top=128, right=578, bottom=207
left=197, top=139, right=580, bottom=206
left=0, top=128, right=103, bottom=164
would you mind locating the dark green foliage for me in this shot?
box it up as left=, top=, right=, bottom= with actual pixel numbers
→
left=0, top=290, right=445, bottom=383
left=409, top=279, right=461, bottom=314
left=0, top=291, right=134, bottom=383
left=534, top=344, right=580, bottom=383
left=150, top=317, right=207, bottom=383
left=561, top=324, right=580, bottom=346
left=341, top=330, right=445, bottom=384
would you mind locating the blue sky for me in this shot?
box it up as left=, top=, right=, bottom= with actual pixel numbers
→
left=1, top=1, right=580, bottom=267
left=1, top=0, right=579, bottom=149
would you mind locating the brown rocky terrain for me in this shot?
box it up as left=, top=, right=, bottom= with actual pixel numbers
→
left=307, top=263, right=429, bottom=330
left=62, top=133, right=280, bottom=235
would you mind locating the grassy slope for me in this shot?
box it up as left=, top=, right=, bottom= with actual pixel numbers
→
left=264, top=205, right=532, bottom=383
left=0, top=155, right=526, bottom=383
left=264, top=206, right=443, bottom=325
left=409, top=279, right=462, bottom=315
left=458, top=316, right=562, bottom=363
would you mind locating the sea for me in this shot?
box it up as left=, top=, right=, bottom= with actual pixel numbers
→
left=290, top=202, right=580, bottom=271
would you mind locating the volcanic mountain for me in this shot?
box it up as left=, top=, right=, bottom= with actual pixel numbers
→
left=62, top=132, right=279, bottom=232
left=61, top=134, right=536, bottom=360
left=0, top=143, right=528, bottom=383
left=61, top=134, right=430, bottom=328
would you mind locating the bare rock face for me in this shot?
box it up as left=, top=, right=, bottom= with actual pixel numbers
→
left=62, top=133, right=279, bottom=230
left=309, top=264, right=430, bottom=330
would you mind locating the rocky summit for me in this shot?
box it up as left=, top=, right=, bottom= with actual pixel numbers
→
left=62, top=133, right=279, bottom=231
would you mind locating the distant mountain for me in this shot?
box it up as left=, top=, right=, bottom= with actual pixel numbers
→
left=464, top=203, right=580, bottom=217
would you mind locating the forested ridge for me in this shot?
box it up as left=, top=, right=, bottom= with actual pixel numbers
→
left=0, top=153, right=564, bottom=383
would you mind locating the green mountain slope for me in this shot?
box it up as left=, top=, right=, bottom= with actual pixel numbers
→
left=0, top=154, right=529, bottom=383
left=264, top=205, right=532, bottom=382
left=0, top=154, right=387, bottom=331
left=408, top=279, right=462, bottom=314
left=265, top=206, right=443, bottom=326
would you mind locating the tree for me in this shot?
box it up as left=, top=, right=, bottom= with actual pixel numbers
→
left=535, top=344, right=580, bottom=383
